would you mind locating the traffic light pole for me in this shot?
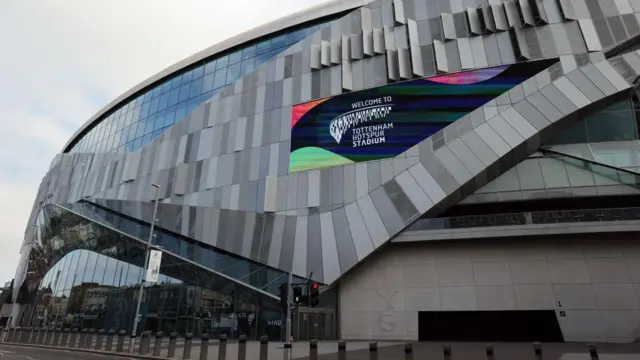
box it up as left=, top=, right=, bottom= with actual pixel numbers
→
left=285, top=271, right=293, bottom=344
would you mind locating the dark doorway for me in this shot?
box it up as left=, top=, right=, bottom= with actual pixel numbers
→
left=418, top=310, right=564, bottom=342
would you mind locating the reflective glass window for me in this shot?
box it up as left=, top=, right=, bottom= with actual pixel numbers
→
left=216, top=55, right=229, bottom=70
left=272, top=34, right=286, bottom=48
left=585, top=99, right=637, bottom=142
left=256, top=39, right=271, bottom=54
left=92, top=254, right=107, bottom=285
left=226, top=63, right=241, bottom=85
left=229, top=50, right=242, bottom=64
left=102, top=258, right=118, bottom=287
left=242, top=44, right=256, bottom=60
left=202, top=73, right=215, bottom=92
left=178, top=83, right=191, bottom=103
left=204, top=60, right=217, bottom=74
left=191, top=65, right=204, bottom=79
left=213, top=70, right=227, bottom=89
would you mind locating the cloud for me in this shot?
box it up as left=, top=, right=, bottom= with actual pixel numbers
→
left=0, top=0, right=335, bottom=282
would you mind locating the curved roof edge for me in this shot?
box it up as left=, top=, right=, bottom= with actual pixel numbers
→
left=63, top=0, right=370, bottom=152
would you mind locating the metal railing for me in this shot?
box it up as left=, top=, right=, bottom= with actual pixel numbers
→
left=406, top=207, right=640, bottom=232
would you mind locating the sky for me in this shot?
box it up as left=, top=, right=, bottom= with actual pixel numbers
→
left=0, top=0, right=334, bottom=284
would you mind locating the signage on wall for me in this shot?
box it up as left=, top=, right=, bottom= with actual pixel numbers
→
left=288, top=58, right=558, bottom=173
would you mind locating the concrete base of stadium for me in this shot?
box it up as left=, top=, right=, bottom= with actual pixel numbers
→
left=339, top=234, right=640, bottom=343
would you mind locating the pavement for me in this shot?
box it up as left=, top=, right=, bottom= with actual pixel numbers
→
left=3, top=339, right=640, bottom=360
left=0, top=345, right=136, bottom=359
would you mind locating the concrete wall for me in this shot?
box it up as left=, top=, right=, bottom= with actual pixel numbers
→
left=339, top=235, right=640, bottom=342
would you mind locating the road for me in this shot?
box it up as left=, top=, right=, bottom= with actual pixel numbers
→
left=0, top=345, right=137, bottom=360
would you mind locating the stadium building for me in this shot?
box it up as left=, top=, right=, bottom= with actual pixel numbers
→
left=11, top=0, right=640, bottom=343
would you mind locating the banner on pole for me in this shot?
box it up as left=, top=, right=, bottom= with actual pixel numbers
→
left=146, top=250, right=163, bottom=283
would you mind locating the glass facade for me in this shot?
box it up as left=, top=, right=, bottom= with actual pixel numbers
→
left=17, top=202, right=312, bottom=339
left=67, top=18, right=340, bottom=155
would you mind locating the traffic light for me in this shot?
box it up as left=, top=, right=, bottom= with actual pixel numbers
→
left=278, top=282, right=288, bottom=309
left=309, top=282, right=320, bottom=308
left=293, top=285, right=302, bottom=304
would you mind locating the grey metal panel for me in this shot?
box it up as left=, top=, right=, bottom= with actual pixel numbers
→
left=356, top=194, right=389, bottom=248
left=291, top=216, right=307, bottom=277
left=331, top=208, right=358, bottom=274
left=363, top=30, right=374, bottom=57
left=515, top=95, right=554, bottom=129
left=539, top=81, right=578, bottom=115
left=500, top=106, right=538, bottom=139
left=393, top=0, right=405, bottom=25
left=394, top=170, right=433, bottom=213
left=355, top=162, right=368, bottom=198
left=553, top=76, right=591, bottom=108
left=459, top=130, right=499, bottom=167
left=579, top=63, right=618, bottom=96
left=330, top=38, right=341, bottom=65
left=321, top=41, right=331, bottom=67
left=344, top=202, right=374, bottom=262
left=593, top=60, right=632, bottom=91
left=319, top=211, right=341, bottom=284
left=492, top=4, right=510, bottom=31
left=469, top=36, right=489, bottom=68
left=565, top=70, right=605, bottom=102
left=434, top=145, right=473, bottom=184
left=397, top=47, right=412, bottom=79
left=267, top=215, right=285, bottom=269
left=457, top=38, right=475, bottom=70
left=369, top=186, right=405, bottom=236
left=558, top=0, right=577, bottom=19
left=446, top=139, right=486, bottom=176
left=474, top=122, right=512, bottom=157
left=373, top=28, right=385, bottom=54
left=518, top=0, right=537, bottom=26
left=351, top=33, right=364, bottom=60
left=578, top=19, right=603, bottom=51
left=482, top=3, right=497, bottom=32
left=467, top=7, right=483, bottom=35
left=310, top=44, right=322, bottom=70
left=387, top=49, right=400, bottom=80
left=433, top=39, right=448, bottom=72
left=406, top=162, right=446, bottom=204
left=441, top=13, right=456, bottom=40
left=306, top=214, right=324, bottom=283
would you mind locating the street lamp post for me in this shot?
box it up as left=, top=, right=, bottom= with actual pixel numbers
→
left=130, top=184, right=161, bottom=353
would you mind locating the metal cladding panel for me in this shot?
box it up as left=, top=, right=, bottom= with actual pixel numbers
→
left=25, top=0, right=640, bottom=297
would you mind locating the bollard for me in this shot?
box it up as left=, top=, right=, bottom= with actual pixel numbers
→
left=15, top=327, right=23, bottom=343
left=95, top=329, right=105, bottom=350
left=534, top=342, right=543, bottom=360
left=369, top=341, right=378, bottom=360
left=404, top=343, right=413, bottom=360
left=443, top=344, right=452, bottom=360
left=310, top=339, right=319, bottom=360
left=0, top=327, right=4, bottom=344
left=53, top=328, right=62, bottom=347
left=116, top=330, right=126, bottom=352
left=168, top=332, right=178, bottom=359
left=259, top=335, right=269, bottom=360
left=238, top=335, right=247, bottom=360
left=199, top=334, right=210, bottom=360
left=589, top=343, right=599, bottom=360
left=35, top=328, right=42, bottom=344
left=486, top=344, right=494, bottom=360
left=139, top=331, right=151, bottom=355
left=218, top=334, right=227, bottom=360
left=153, top=332, right=163, bottom=357
left=86, top=329, right=95, bottom=349
left=61, top=328, right=70, bottom=347
left=105, top=330, right=115, bottom=351
left=79, top=328, right=87, bottom=348
left=283, top=343, right=292, bottom=360
left=69, top=328, right=78, bottom=348
left=182, top=332, right=193, bottom=360
left=338, top=340, right=346, bottom=360
left=26, top=328, right=33, bottom=344
left=44, top=327, right=53, bottom=346
left=32, top=328, right=39, bottom=344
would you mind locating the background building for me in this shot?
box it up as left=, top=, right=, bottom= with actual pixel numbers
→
left=11, top=0, right=640, bottom=342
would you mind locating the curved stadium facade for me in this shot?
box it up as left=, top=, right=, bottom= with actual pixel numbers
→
left=11, top=0, right=640, bottom=342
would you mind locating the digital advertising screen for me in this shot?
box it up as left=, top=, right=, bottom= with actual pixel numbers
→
left=289, top=58, right=557, bottom=173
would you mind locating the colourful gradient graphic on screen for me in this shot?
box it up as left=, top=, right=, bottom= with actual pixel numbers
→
left=289, top=59, right=557, bottom=173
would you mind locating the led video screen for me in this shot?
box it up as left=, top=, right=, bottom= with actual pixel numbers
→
left=288, top=59, right=557, bottom=173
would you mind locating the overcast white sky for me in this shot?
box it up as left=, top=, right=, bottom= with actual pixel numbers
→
left=0, top=0, right=334, bottom=284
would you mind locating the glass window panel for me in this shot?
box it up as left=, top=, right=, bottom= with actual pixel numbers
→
left=586, top=99, right=636, bottom=142
left=125, top=141, right=134, bottom=152
left=152, top=129, right=162, bottom=139
left=187, top=98, right=198, bottom=113
left=216, top=55, right=229, bottom=69
left=286, top=32, right=299, bottom=45
left=154, top=111, right=166, bottom=131
left=125, top=264, right=142, bottom=286
left=202, top=73, right=215, bottom=92
left=191, top=65, right=204, bottom=79
left=204, top=60, right=217, bottom=74
left=563, top=157, right=597, bottom=187
left=170, top=76, right=182, bottom=89
left=213, top=70, right=227, bottom=89
left=255, top=52, right=272, bottom=66
left=133, top=137, right=143, bottom=151
left=135, top=120, right=147, bottom=138
left=494, top=167, right=521, bottom=191
left=141, top=101, right=150, bottom=118
left=151, top=86, right=162, bottom=99
left=189, top=78, right=202, bottom=98
left=271, top=48, right=285, bottom=57
left=182, top=69, right=193, bottom=84
left=175, top=102, right=188, bottom=121
left=92, top=254, right=107, bottom=285
left=178, top=83, right=191, bottom=103
left=149, top=97, right=160, bottom=115
left=158, top=92, right=169, bottom=111
left=241, top=58, right=255, bottom=76
left=256, top=39, right=271, bottom=54
left=539, top=157, right=570, bottom=188
left=226, top=63, right=241, bottom=85
left=242, top=44, right=257, bottom=60
left=199, top=91, right=213, bottom=103
left=545, top=120, right=587, bottom=145
left=142, top=133, right=153, bottom=146
left=272, top=34, right=286, bottom=48
left=127, top=124, right=137, bottom=142
left=229, top=50, right=242, bottom=64
left=102, top=258, right=118, bottom=287
left=143, top=90, right=153, bottom=103
left=168, top=88, right=180, bottom=107
left=161, top=80, right=172, bottom=94
left=164, top=107, right=177, bottom=127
